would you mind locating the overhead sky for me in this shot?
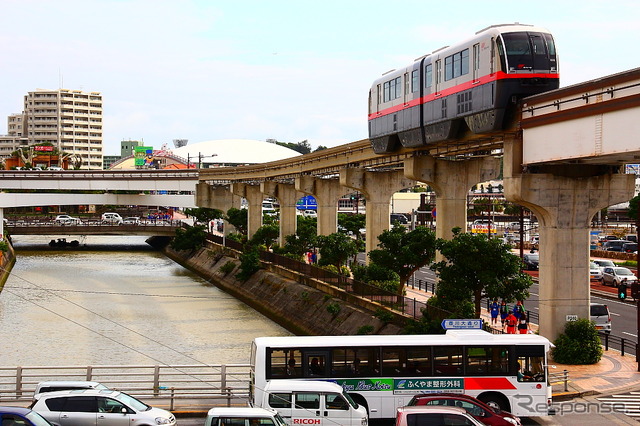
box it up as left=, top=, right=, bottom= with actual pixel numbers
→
left=2, top=0, right=638, bottom=155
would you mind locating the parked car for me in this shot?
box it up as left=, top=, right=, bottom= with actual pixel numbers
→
left=205, top=407, right=287, bottom=426
left=390, top=213, right=408, bottom=224
left=302, top=210, right=317, bottom=218
left=34, top=380, right=108, bottom=396
left=47, top=166, right=64, bottom=171
left=602, top=266, right=638, bottom=287
left=122, top=216, right=141, bottom=225
left=589, top=262, right=604, bottom=282
left=623, top=242, right=638, bottom=253
left=30, top=389, right=176, bottom=426
left=602, top=240, right=628, bottom=252
left=626, top=235, right=638, bottom=243
left=590, top=303, right=612, bottom=333
left=407, top=393, right=521, bottom=426
left=54, top=215, right=81, bottom=225
left=395, top=406, right=485, bottom=426
left=0, top=406, right=53, bottom=426
left=522, top=253, right=539, bottom=270
left=593, top=259, right=616, bottom=271
left=101, top=212, right=123, bottom=224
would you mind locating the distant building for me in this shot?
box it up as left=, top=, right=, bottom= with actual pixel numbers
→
left=0, top=88, right=103, bottom=169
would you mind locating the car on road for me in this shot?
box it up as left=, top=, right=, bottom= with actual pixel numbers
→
left=122, top=216, right=141, bottom=225
left=602, top=266, right=638, bottom=287
left=34, top=380, right=108, bottom=396
left=623, top=242, right=638, bottom=253
left=205, top=407, right=287, bottom=426
left=406, top=393, right=521, bottom=426
left=390, top=213, right=408, bottom=224
left=592, top=259, right=616, bottom=271
left=590, top=262, right=604, bottom=282
left=522, top=253, right=539, bottom=270
left=302, top=209, right=317, bottom=218
left=602, top=240, right=628, bottom=252
left=101, top=212, right=123, bottom=224
left=0, top=406, right=53, bottom=426
left=30, top=388, right=176, bottom=426
left=54, top=215, right=81, bottom=225
left=395, top=405, right=485, bottom=426
left=590, top=303, right=611, bottom=333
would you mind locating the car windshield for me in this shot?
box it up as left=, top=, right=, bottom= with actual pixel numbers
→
left=526, top=254, right=539, bottom=261
left=25, top=411, right=55, bottom=426
left=590, top=262, right=598, bottom=269
left=614, top=268, right=634, bottom=276
left=112, top=391, right=150, bottom=411
left=597, top=261, right=615, bottom=267
left=591, top=305, right=608, bottom=316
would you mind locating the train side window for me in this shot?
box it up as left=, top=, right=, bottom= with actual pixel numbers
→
left=411, top=70, right=419, bottom=93
left=424, top=64, right=433, bottom=90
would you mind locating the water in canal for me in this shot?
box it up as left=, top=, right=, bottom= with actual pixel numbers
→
left=0, top=235, right=291, bottom=366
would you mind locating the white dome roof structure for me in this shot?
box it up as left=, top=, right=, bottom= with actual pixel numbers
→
left=173, top=139, right=302, bottom=165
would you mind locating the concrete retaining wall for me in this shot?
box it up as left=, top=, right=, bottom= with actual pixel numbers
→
left=154, top=239, right=403, bottom=336
left=0, top=239, right=16, bottom=290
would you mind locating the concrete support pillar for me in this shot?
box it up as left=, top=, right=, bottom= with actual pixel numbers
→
left=340, top=168, right=415, bottom=257
left=405, top=156, right=501, bottom=241
left=195, top=182, right=242, bottom=236
left=295, top=176, right=343, bottom=236
left=0, top=208, right=4, bottom=238
left=261, top=181, right=299, bottom=245
left=231, top=183, right=263, bottom=239
left=503, top=136, right=635, bottom=341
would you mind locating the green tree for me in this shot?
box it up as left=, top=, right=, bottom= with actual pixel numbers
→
left=338, top=213, right=365, bottom=239
left=184, top=207, right=224, bottom=224
left=250, top=224, right=280, bottom=250
left=170, top=225, right=207, bottom=251
left=433, top=228, right=532, bottom=318
left=368, top=226, right=437, bottom=295
left=628, top=195, right=640, bottom=221
left=316, top=233, right=359, bottom=272
left=226, top=207, right=248, bottom=235
left=551, top=318, right=603, bottom=364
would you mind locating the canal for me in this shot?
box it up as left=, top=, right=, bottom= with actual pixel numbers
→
left=0, top=235, right=291, bottom=367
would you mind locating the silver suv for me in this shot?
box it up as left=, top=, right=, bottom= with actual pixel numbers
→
left=590, top=303, right=612, bottom=333
left=30, top=389, right=176, bottom=426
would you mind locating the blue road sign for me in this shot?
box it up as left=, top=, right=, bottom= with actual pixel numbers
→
left=441, top=319, right=483, bottom=330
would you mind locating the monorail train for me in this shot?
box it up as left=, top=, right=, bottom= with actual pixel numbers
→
left=368, top=23, right=559, bottom=154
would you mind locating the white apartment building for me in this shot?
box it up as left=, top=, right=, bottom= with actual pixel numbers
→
left=0, top=88, right=103, bottom=169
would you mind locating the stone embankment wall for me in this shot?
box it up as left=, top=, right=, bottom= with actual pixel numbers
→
left=0, top=239, right=16, bottom=290
left=152, top=238, right=403, bottom=336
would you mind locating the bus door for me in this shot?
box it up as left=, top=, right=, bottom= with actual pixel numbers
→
left=304, top=351, right=330, bottom=377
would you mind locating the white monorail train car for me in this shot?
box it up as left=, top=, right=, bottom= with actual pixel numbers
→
left=368, top=23, right=559, bottom=154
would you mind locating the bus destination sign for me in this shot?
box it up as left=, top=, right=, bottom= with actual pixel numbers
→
left=441, top=319, right=483, bottom=330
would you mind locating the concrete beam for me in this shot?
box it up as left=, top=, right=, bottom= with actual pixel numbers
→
left=405, top=156, right=501, bottom=241
left=261, top=181, right=299, bottom=245
left=504, top=135, right=636, bottom=341
left=231, top=183, right=262, bottom=238
left=295, top=176, right=343, bottom=236
left=340, top=168, right=415, bottom=257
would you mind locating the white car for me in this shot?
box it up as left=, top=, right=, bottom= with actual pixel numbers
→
left=602, top=266, right=637, bottom=287
left=31, top=389, right=176, bottom=426
left=302, top=209, right=317, bottom=218
left=590, top=262, right=604, bottom=282
left=101, top=212, right=123, bottom=224
left=54, top=215, right=81, bottom=225
left=122, top=217, right=141, bottom=225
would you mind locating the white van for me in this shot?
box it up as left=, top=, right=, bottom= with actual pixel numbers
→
left=205, top=407, right=287, bottom=426
left=256, top=380, right=368, bottom=426
left=101, top=212, right=123, bottom=224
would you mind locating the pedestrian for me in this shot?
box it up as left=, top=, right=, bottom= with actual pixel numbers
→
left=513, top=300, right=526, bottom=321
left=489, top=299, right=500, bottom=326
left=518, top=312, right=530, bottom=334
left=307, top=251, right=313, bottom=264
left=311, top=249, right=317, bottom=264
left=499, top=300, right=508, bottom=327
left=505, top=310, right=518, bottom=334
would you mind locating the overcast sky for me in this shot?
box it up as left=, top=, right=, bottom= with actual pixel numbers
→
left=1, top=0, right=638, bottom=155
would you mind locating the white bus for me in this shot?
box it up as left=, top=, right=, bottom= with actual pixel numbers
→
left=250, top=330, right=552, bottom=420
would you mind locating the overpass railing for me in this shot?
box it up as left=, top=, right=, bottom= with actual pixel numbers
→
left=0, top=364, right=251, bottom=410
left=205, top=234, right=453, bottom=322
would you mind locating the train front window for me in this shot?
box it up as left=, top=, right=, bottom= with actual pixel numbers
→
left=502, top=32, right=554, bottom=72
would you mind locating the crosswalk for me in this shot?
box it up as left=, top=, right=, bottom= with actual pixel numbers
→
left=597, top=392, right=640, bottom=421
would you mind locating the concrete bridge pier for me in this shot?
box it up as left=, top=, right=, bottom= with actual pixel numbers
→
left=195, top=182, right=242, bottom=236
left=503, top=136, right=635, bottom=341
left=0, top=208, right=4, bottom=237
left=404, top=156, right=501, bottom=241
left=231, top=183, right=263, bottom=239
left=295, top=176, right=343, bottom=236
left=340, top=168, right=415, bottom=258
left=261, top=181, right=299, bottom=245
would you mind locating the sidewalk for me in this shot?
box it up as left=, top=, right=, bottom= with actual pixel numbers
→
left=405, top=287, right=640, bottom=400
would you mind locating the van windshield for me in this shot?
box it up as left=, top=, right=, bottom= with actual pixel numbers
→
left=343, top=391, right=359, bottom=409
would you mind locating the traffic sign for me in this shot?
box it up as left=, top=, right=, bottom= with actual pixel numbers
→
left=441, top=319, right=483, bottom=330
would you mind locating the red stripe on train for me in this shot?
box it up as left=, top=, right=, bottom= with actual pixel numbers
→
left=464, top=377, right=517, bottom=390
left=368, top=72, right=559, bottom=121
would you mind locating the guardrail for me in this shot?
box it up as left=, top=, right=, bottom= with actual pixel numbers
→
left=599, top=331, right=637, bottom=356
left=549, top=369, right=570, bottom=392
left=0, top=364, right=252, bottom=410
